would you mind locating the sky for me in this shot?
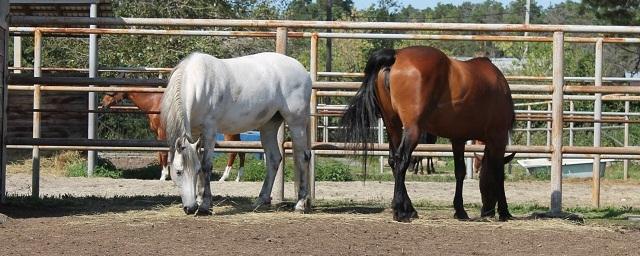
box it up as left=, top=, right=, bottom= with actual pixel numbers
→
left=352, top=0, right=567, bottom=10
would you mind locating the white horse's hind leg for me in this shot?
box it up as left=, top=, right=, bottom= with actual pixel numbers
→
left=288, top=120, right=311, bottom=213
left=256, top=116, right=284, bottom=206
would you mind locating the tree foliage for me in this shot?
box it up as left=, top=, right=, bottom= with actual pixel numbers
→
left=8, top=0, right=639, bottom=146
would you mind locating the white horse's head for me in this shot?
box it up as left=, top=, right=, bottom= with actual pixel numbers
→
left=170, top=136, right=204, bottom=214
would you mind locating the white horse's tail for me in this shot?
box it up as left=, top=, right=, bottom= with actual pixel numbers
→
left=161, top=61, right=190, bottom=153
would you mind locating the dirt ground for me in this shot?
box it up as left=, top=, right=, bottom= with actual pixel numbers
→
left=2, top=172, right=640, bottom=255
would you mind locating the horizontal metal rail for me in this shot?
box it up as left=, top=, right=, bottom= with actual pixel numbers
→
left=10, top=16, right=640, bottom=34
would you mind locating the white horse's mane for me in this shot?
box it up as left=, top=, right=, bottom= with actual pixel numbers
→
left=161, top=54, right=192, bottom=154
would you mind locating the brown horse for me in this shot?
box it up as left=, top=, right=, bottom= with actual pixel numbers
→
left=100, top=92, right=245, bottom=181
left=409, top=132, right=438, bottom=175
left=340, top=46, right=515, bottom=222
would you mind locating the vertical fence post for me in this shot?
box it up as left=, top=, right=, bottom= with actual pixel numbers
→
left=465, top=140, right=473, bottom=179
left=569, top=101, right=574, bottom=146
left=272, top=27, right=287, bottom=203
left=624, top=99, right=630, bottom=180
left=87, top=3, right=98, bottom=176
left=32, top=29, right=42, bottom=199
left=12, top=37, right=20, bottom=74
left=378, top=118, right=384, bottom=173
left=323, top=116, right=328, bottom=142
left=592, top=38, right=603, bottom=208
left=546, top=102, right=551, bottom=147
left=550, top=31, right=564, bottom=214
left=309, top=32, right=318, bottom=200
left=526, top=105, right=531, bottom=146
left=0, top=0, right=9, bottom=203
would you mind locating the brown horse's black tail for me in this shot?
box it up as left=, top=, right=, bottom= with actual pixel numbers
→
left=339, top=48, right=396, bottom=173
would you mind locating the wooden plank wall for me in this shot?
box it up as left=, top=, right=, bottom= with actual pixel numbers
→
left=7, top=91, right=88, bottom=138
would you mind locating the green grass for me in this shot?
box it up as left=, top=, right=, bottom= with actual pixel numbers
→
left=57, top=151, right=638, bottom=183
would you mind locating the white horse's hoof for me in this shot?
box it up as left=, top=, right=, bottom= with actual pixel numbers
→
left=295, top=199, right=310, bottom=213
left=194, top=208, right=213, bottom=216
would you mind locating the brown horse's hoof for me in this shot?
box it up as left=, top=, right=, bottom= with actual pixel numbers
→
left=454, top=210, right=470, bottom=220
left=393, top=209, right=419, bottom=222
left=481, top=208, right=496, bottom=218
left=498, top=212, right=513, bottom=222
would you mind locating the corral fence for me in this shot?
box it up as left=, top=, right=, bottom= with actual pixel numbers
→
left=1, top=13, right=640, bottom=214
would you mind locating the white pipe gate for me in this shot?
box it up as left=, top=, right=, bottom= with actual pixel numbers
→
left=2, top=16, right=640, bottom=214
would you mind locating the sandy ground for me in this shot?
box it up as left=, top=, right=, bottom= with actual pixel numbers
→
left=5, top=173, right=640, bottom=208
left=2, top=173, right=640, bottom=255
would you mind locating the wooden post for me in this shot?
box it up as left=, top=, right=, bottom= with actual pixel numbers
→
left=465, top=140, right=473, bottom=179
left=526, top=105, right=531, bottom=146
left=546, top=102, right=551, bottom=146
left=550, top=31, right=564, bottom=214
left=569, top=101, right=574, bottom=146
left=378, top=118, right=384, bottom=174
left=592, top=38, right=603, bottom=208
left=272, top=27, right=287, bottom=203
left=32, top=30, right=42, bottom=199
left=624, top=99, right=630, bottom=180
left=309, top=33, right=318, bottom=199
left=0, top=0, right=9, bottom=203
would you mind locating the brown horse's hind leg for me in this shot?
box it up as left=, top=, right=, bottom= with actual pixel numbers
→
left=451, top=140, right=470, bottom=220
left=479, top=143, right=512, bottom=220
left=391, top=126, right=420, bottom=222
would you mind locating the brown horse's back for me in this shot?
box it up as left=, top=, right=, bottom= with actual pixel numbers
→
left=386, top=46, right=513, bottom=142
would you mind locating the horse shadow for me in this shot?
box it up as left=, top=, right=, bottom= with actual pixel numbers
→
left=1, top=195, right=386, bottom=219
left=0, top=194, right=183, bottom=219
left=210, top=197, right=386, bottom=216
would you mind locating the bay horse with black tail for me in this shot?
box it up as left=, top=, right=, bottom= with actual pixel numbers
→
left=101, top=92, right=245, bottom=182
left=340, top=46, right=515, bottom=222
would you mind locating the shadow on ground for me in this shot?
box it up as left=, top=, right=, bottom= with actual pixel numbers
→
left=0, top=195, right=388, bottom=219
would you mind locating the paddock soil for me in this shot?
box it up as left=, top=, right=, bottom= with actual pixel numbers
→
left=2, top=172, right=640, bottom=255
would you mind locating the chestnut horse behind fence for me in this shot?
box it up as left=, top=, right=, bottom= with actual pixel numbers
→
left=340, top=46, right=515, bottom=222
left=100, top=92, right=245, bottom=181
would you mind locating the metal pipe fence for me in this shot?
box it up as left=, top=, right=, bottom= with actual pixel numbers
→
left=3, top=16, right=640, bottom=213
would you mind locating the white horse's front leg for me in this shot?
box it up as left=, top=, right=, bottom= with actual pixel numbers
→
left=256, top=119, right=284, bottom=206
left=196, top=129, right=216, bottom=215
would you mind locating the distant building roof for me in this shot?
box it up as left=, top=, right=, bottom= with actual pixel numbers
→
left=9, top=0, right=112, bottom=17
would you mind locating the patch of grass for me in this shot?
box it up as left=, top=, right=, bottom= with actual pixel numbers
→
left=604, top=161, right=640, bottom=180
left=211, top=155, right=355, bottom=182
left=63, top=153, right=160, bottom=179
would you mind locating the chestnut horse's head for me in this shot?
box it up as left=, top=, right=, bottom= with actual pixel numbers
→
left=100, top=92, right=127, bottom=108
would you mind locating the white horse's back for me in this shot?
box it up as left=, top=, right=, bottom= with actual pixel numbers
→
left=168, top=52, right=311, bottom=136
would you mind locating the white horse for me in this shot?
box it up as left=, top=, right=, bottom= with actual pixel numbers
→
left=161, top=52, right=312, bottom=215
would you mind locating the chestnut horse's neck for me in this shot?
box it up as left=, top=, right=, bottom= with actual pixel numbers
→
left=126, top=92, right=162, bottom=113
